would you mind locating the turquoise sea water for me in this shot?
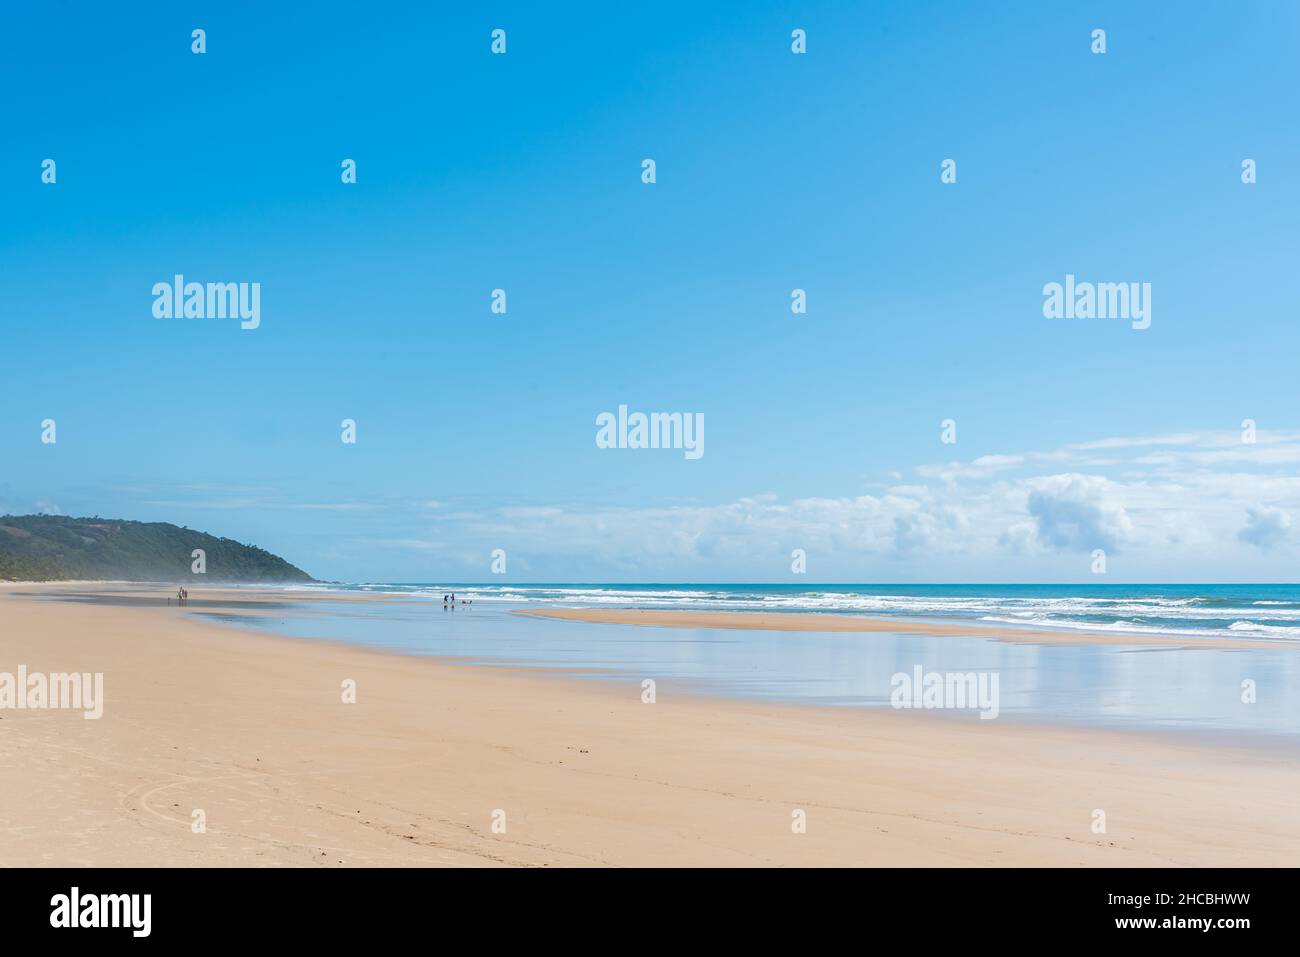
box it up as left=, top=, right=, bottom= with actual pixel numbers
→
left=200, top=583, right=1300, bottom=739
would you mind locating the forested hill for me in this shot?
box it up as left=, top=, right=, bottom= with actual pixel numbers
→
left=0, top=515, right=314, bottom=583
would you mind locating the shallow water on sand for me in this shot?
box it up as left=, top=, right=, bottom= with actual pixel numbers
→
left=272, top=582, right=1300, bottom=641
left=195, top=594, right=1300, bottom=740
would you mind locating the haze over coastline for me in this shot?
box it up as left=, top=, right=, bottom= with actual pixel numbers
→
left=0, top=515, right=312, bottom=582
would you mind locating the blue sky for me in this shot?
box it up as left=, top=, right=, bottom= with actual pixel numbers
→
left=3, top=1, right=1299, bottom=582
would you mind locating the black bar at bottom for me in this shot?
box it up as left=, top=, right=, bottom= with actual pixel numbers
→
left=0, top=867, right=1284, bottom=943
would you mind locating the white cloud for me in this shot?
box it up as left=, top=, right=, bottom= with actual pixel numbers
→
left=892, top=503, right=970, bottom=555
left=385, top=429, right=1300, bottom=577
left=1023, top=474, right=1133, bottom=551
left=1238, top=505, right=1292, bottom=550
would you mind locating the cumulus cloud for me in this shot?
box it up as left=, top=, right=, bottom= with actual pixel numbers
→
left=892, top=503, right=970, bottom=555
left=1238, top=505, right=1291, bottom=550
left=348, top=430, right=1300, bottom=577
left=1023, top=474, right=1133, bottom=551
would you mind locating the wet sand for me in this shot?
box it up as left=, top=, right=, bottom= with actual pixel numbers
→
left=517, top=606, right=1300, bottom=651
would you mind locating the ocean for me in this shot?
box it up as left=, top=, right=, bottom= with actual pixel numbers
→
left=270, top=582, right=1300, bottom=641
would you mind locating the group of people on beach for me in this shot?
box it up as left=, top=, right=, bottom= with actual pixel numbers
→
left=443, top=592, right=471, bottom=607
left=174, top=587, right=189, bottom=606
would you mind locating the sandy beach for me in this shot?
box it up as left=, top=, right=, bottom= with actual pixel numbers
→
left=2, top=584, right=1298, bottom=867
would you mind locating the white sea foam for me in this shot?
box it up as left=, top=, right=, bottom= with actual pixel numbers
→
left=1227, top=621, right=1300, bottom=638
left=977, top=615, right=1216, bottom=638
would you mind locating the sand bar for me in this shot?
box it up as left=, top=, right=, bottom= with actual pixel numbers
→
left=518, top=607, right=1300, bottom=651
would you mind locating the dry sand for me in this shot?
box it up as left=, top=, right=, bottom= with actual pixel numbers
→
left=2, top=584, right=1297, bottom=867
